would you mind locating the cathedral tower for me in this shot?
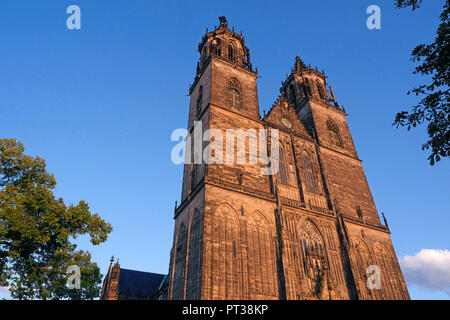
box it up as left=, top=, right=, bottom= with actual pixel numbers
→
left=167, top=17, right=410, bottom=300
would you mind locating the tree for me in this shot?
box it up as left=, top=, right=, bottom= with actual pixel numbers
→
left=393, top=0, right=450, bottom=165
left=0, top=139, right=112, bottom=299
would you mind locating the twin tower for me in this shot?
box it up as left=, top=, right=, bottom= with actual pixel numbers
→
left=167, top=17, right=409, bottom=300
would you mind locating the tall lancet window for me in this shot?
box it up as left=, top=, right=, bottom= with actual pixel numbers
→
left=289, top=85, right=296, bottom=104
left=229, top=79, right=241, bottom=109
left=302, top=154, right=316, bottom=193
left=172, top=224, right=187, bottom=300
left=304, top=78, right=312, bottom=96
left=214, top=42, right=222, bottom=56
left=298, top=221, right=327, bottom=285
left=278, top=145, right=288, bottom=185
left=196, top=86, right=203, bottom=116
left=327, top=119, right=343, bottom=148
left=316, top=80, right=325, bottom=100
left=228, top=44, right=235, bottom=62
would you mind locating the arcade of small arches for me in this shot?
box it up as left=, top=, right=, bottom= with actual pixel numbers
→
left=277, top=143, right=322, bottom=195
left=287, top=77, right=329, bottom=106
left=169, top=203, right=342, bottom=300
left=351, top=236, right=408, bottom=300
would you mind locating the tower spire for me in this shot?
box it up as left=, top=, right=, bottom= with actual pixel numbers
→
left=218, top=16, right=228, bottom=29
left=294, top=55, right=306, bottom=72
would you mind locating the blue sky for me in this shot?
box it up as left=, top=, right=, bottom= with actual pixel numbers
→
left=0, top=0, right=448, bottom=299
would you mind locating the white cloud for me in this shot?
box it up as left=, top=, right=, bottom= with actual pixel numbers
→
left=401, top=249, right=450, bottom=296
left=0, top=286, right=9, bottom=294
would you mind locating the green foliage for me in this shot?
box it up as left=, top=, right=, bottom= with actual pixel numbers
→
left=0, top=139, right=112, bottom=299
left=395, top=0, right=423, bottom=10
left=393, top=0, right=450, bottom=165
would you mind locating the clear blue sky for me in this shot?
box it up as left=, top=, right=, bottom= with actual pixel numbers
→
left=0, top=0, right=448, bottom=299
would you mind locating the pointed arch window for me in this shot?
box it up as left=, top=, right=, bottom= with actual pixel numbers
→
left=197, top=86, right=203, bottom=116
left=303, top=78, right=312, bottom=96
left=172, top=224, right=187, bottom=300
left=356, top=206, right=363, bottom=220
left=228, top=44, right=235, bottom=62
left=278, top=145, right=288, bottom=185
left=353, top=238, right=372, bottom=298
left=186, top=209, right=202, bottom=299
left=289, top=84, right=296, bottom=104
left=246, top=211, right=277, bottom=296
left=316, top=80, right=325, bottom=100
left=191, top=162, right=198, bottom=188
left=302, top=84, right=308, bottom=98
left=229, top=79, right=241, bottom=109
left=210, top=204, right=241, bottom=299
left=298, top=221, right=327, bottom=282
left=214, top=43, right=222, bottom=56
left=327, top=119, right=343, bottom=148
left=373, top=243, right=406, bottom=299
left=302, top=154, right=316, bottom=193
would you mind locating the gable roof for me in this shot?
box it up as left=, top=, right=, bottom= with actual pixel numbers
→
left=118, top=268, right=166, bottom=298
left=263, top=94, right=312, bottom=140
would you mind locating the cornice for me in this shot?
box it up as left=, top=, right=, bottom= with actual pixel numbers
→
left=174, top=176, right=390, bottom=234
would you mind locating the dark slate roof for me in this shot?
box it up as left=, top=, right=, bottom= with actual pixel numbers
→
left=118, top=268, right=166, bottom=298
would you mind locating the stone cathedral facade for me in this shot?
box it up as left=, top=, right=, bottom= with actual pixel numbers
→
left=167, top=17, right=410, bottom=300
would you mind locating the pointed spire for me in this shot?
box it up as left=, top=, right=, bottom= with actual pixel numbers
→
left=218, top=16, right=228, bottom=29
left=294, top=55, right=306, bottom=72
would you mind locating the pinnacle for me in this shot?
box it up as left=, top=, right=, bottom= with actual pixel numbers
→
left=295, top=55, right=306, bottom=71
left=218, top=16, right=228, bottom=29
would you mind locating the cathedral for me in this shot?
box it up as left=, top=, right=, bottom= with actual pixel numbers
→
left=166, top=16, right=410, bottom=300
